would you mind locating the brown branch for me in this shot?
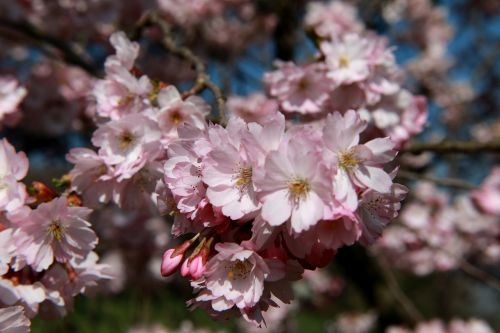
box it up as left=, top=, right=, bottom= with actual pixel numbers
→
left=457, top=258, right=500, bottom=293
left=133, top=12, right=226, bottom=124
left=397, top=170, right=477, bottom=190
left=0, top=17, right=99, bottom=76
left=376, top=256, right=425, bottom=324
left=402, top=140, right=500, bottom=154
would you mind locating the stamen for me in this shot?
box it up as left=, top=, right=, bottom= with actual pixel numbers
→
left=227, top=260, right=252, bottom=280
left=338, top=151, right=358, bottom=170
left=339, top=55, right=350, bottom=68
left=119, top=130, right=135, bottom=149
left=235, top=167, right=253, bottom=189
left=288, top=178, right=311, bottom=203
left=48, top=220, right=64, bottom=241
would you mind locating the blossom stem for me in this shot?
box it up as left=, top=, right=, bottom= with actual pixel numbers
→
left=132, top=12, right=227, bottom=124
left=402, top=140, right=500, bottom=154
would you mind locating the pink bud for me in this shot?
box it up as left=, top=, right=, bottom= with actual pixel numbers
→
left=180, top=259, right=190, bottom=277
left=189, top=256, right=206, bottom=280
left=161, top=249, right=183, bottom=277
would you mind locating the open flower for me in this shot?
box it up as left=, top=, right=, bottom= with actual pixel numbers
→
left=15, top=197, right=97, bottom=272
left=323, top=110, right=396, bottom=211
left=256, top=137, right=332, bottom=233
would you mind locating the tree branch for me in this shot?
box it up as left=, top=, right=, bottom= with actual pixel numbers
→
left=397, top=170, right=477, bottom=190
left=0, top=17, right=99, bottom=76
left=377, top=256, right=425, bottom=324
left=402, top=140, right=500, bottom=154
left=133, top=12, right=226, bottom=124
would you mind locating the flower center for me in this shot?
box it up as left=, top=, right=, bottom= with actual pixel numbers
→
left=235, top=166, right=252, bottom=189
left=297, top=77, right=310, bottom=91
left=338, top=151, right=358, bottom=170
left=170, top=110, right=183, bottom=125
left=48, top=220, right=64, bottom=241
left=227, top=260, right=252, bottom=280
left=339, top=55, right=350, bottom=68
left=288, top=178, right=311, bottom=202
left=119, top=130, right=135, bottom=149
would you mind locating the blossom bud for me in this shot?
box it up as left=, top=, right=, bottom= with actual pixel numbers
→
left=161, top=249, right=183, bottom=277
left=29, top=181, right=57, bottom=204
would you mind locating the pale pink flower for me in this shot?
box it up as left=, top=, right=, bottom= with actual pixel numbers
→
left=105, top=31, right=140, bottom=71
left=0, top=139, right=29, bottom=214
left=316, top=217, right=362, bottom=250
left=199, top=242, right=270, bottom=310
left=0, top=279, right=46, bottom=318
left=227, top=93, right=278, bottom=124
left=0, top=306, right=30, bottom=333
left=154, top=85, right=209, bottom=142
left=369, top=90, right=428, bottom=145
left=305, top=1, right=363, bottom=39
left=202, top=119, right=260, bottom=220
left=264, top=62, right=331, bottom=114
left=92, top=113, right=162, bottom=180
left=323, top=110, right=396, bottom=211
left=472, top=167, right=500, bottom=216
left=0, top=77, right=26, bottom=125
left=356, top=183, right=408, bottom=245
left=15, top=197, right=97, bottom=271
left=66, top=148, right=115, bottom=207
left=256, top=137, right=332, bottom=233
left=321, top=34, right=371, bottom=86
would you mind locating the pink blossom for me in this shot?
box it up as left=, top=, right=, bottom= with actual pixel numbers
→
left=92, top=113, right=161, bottom=180
left=105, top=31, right=140, bottom=71
left=197, top=242, right=270, bottom=310
left=305, top=1, right=363, bottom=39
left=321, top=34, right=371, bottom=86
left=66, top=148, right=115, bottom=207
left=0, top=139, right=29, bottom=215
left=226, top=93, right=279, bottom=124
left=0, top=77, right=26, bottom=125
left=154, top=85, right=209, bottom=142
left=15, top=197, right=97, bottom=271
left=323, top=110, right=396, bottom=211
left=0, top=306, right=30, bottom=333
left=472, top=167, right=500, bottom=215
left=264, top=62, right=331, bottom=114
left=202, top=119, right=260, bottom=220
left=256, top=137, right=332, bottom=233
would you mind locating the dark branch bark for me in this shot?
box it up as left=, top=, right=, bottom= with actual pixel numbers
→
left=402, top=140, right=500, bottom=154
left=133, top=13, right=226, bottom=124
left=397, top=170, right=477, bottom=190
left=0, top=17, right=99, bottom=76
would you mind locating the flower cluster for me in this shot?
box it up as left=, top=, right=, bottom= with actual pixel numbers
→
left=375, top=177, right=500, bottom=275
left=0, top=139, right=109, bottom=327
left=0, top=76, right=26, bottom=128
left=388, top=318, right=495, bottom=333
left=261, top=1, right=428, bottom=146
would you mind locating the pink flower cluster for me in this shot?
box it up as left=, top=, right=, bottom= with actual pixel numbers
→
left=0, top=76, right=26, bottom=128
left=262, top=1, right=428, bottom=146
left=158, top=109, right=406, bottom=324
left=375, top=178, right=500, bottom=275
left=388, top=318, right=495, bottom=333
left=0, top=139, right=109, bottom=327
left=68, top=31, right=209, bottom=209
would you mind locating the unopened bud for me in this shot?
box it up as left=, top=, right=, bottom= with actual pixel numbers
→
left=161, top=249, right=183, bottom=277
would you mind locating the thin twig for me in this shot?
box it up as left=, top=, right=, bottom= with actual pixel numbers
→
left=133, top=12, right=226, bottom=124
left=0, top=17, right=99, bottom=76
left=457, top=258, right=500, bottom=292
left=402, top=140, right=500, bottom=154
left=377, top=256, right=425, bottom=324
left=397, top=170, right=477, bottom=190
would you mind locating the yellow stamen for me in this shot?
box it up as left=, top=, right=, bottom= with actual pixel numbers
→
left=49, top=220, right=64, bottom=241
left=288, top=178, right=311, bottom=202
left=338, top=151, right=358, bottom=170
left=119, top=131, right=134, bottom=149
left=339, top=55, right=350, bottom=68
left=227, top=260, right=252, bottom=280
left=235, top=167, right=253, bottom=188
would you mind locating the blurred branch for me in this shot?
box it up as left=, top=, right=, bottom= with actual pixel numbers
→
left=377, top=256, right=425, bottom=324
left=0, top=17, right=99, bottom=76
left=402, top=140, right=500, bottom=154
left=133, top=12, right=226, bottom=124
left=457, top=258, right=500, bottom=293
left=397, top=170, right=477, bottom=190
